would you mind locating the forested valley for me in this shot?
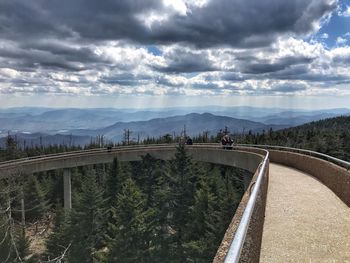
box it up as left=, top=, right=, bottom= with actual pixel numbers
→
left=0, top=146, right=247, bottom=262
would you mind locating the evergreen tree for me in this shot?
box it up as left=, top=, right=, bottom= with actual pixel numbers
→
left=169, top=145, right=196, bottom=261
left=23, top=175, right=51, bottom=222
left=15, top=229, right=33, bottom=262
left=103, top=158, right=130, bottom=242
left=45, top=208, right=71, bottom=261
left=107, top=178, right=148, bottom=263
left=105, top=158, right=127, bottom=207
left=67, top=171, right=106, bottom=263
left=185, top=177, right=221, bottom=262
left=0, top=215, right=13, bottom=261
left=46, top=171, right=107, bottom=262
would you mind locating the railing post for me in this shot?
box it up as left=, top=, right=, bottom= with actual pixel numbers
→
left=63, top=168, right=72, bottom=209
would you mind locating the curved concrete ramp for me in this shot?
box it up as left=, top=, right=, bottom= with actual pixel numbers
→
left=260, top=163, right=350, bottom=262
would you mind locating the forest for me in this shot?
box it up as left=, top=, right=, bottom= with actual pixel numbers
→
left=238, top=116, right=350, bottom=161
left=0, top=146, right=247, bottom=262
left=0, top=115, right=349, bottom=262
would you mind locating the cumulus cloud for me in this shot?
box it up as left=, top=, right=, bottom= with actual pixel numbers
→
left=0, top=0, right=348, bottom=98
left=320, top=33, right=329, bottom=39
left=339, top=5, right=350, bottom=17
left=0, top=0, right=337, bottom=47
left=336, top=36, right=348, bottom=45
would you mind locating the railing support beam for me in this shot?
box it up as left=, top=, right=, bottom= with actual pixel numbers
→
left=63, top=168, right=72, bottom=209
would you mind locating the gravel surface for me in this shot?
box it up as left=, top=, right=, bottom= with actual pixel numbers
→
left=260, top=163, right=350, bottom=263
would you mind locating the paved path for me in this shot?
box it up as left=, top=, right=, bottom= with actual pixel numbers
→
left=260, top=163, right=350, bottom=263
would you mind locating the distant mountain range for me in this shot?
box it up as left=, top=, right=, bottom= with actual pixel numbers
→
left=66, top=113, right=286, bottom=141
left=0, top=106, right=349, bottom=146
left=1, top=106, right=349, bottom=134
left=0, top=132, right=91, bottom=148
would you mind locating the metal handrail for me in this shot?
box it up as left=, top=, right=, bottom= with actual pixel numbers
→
left=224, top=151, right=269, bottom=263
left=0, top=144, right=175, bottom=167
left=237, top=144, right=350, bottom=169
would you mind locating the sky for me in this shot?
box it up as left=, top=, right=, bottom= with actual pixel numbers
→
left=0, top=0, right=349, bottom=109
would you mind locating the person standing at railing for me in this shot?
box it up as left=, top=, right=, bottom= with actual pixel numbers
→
left=221, top=135, right=234, bottom=149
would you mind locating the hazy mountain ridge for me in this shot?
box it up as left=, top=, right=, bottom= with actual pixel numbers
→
left=1, top=113, right=350, bottom=149
left=95, top=112, right=286, bottom=140
left=1, top=112, right=286, bottom=146
left=0, top=106, right=349, bottom=135
left=0, top=132, right=91, bottom=148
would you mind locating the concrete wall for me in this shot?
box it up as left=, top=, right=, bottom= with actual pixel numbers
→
left=213, top=160, right=268, bottom=263
left=0, top=145, right=266, bottom=262
left=0, top=146, right=262, bottom=178
left=268, top=150, right=350, bottom=207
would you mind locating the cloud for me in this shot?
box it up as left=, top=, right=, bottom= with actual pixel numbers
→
left=320, top=33, right=329, bottom=39
left=239, top=56, right=314, bottom=74
left=0, top=0, right=337, bottom=47
left=153, top=47, right=217, bottom=73
left=0, top=0, right=348, bottom=99
left=336, top=36, right=348, bottom=45
left=339, top=5, right=350, bottom=17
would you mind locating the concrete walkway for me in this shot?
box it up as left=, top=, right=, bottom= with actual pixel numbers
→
left=260, top=163, right=350, bottom=263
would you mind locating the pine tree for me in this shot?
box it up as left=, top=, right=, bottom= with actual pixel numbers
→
left=15, top=229, right=33, bottom=262
left=66, top=170, right=106, bottom=263
left=103, top=158, right=130, bottom=242
left=107, top=178, right=148, bottom=263
left=45, top=208, right=71, bottom=261
left=136, top=155, right=173, bottom=261
left=23, top=175, right=51, bottom=222
left=46, top=171, right=107, bottom=262
left=150, top=167, right=173, bottom=261
left=105, top=158, right=127, bottom=207
left=169, top=145, right=196, bottom=261
left=185, top=177, right=221, bottom=262
left=0, top=215, right=13, bottom=261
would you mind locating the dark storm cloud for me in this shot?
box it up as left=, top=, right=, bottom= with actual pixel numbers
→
left=23, top=42, right=101, bottom=64
left=0, top=42, right=88, bottom=71
left=332, top=53, right=350, bottom=65
left=0, top=0, right=346, bottom=97
left=239, top=56, right=314, bottom=74
left=154, top=49, right=217, bottom=73
left=0, top=0, right=336, bottom=47
left=220, top=73, right=247, bottom=82
left=0, top=0, right=160, bottom=41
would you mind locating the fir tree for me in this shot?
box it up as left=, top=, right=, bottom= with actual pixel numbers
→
left=45, top=208, right=71, bottom=261
left=169, top=145, right=196, bottom=261
left=185, top=178, right=221, bottom=262
left=67, top=170, right=106, bottom=263
left=15, top=229, right=33, bottom=262
left=107, top=178, right=148, bottom=263
left=105, top=158, right=127, bottom=207
left=23, top=175, right=51, bottom=222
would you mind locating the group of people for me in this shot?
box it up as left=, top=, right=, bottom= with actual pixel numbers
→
left=179, top=136, right=193, bottom=146
left=179, top=134, right=234, bottom=148
left=221, top=134, right=234, bottom=149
